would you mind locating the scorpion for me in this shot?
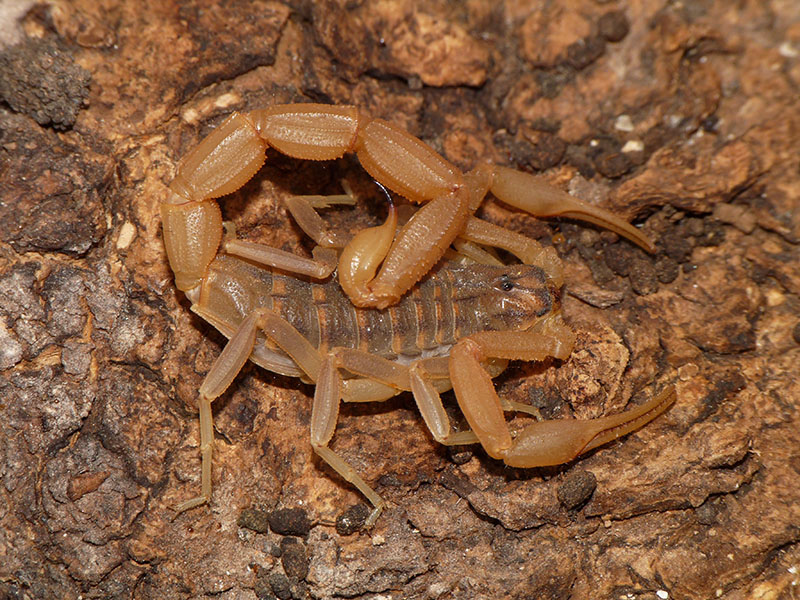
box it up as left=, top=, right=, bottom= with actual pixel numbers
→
left=162, top=103, right=676, bottom=525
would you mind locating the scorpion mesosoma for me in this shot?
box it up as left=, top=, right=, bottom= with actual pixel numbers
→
left=163, top=103, right=676, bottom=524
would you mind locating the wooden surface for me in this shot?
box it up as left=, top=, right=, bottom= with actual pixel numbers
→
left=1, top=1, right=799, bottom=598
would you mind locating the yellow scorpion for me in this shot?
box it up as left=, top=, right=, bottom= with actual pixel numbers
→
left=162, top=103, right=675, bottom=524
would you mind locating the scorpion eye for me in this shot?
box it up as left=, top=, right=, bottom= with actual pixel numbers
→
left=499, top=276, right=515, bottom=292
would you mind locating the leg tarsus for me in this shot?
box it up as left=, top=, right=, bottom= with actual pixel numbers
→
left=313, top=445, right=385, bottom=527
left=502, top=399, right=543, bottom=419
left=174, top=394, right=215, bottom=514
left=439, top=430, right=480, bottom=446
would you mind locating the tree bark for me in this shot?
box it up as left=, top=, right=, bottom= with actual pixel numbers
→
left=1, top=1, right=798, bottom=598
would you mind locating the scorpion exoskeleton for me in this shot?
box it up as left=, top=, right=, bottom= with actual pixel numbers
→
left=162, top=103, right=676, bottom=525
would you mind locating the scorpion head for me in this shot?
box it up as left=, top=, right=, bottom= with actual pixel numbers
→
left=479, top=263, right=562, bottom=332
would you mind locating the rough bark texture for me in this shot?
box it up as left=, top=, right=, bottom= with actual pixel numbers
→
left=1, top=1, right=799, bottom=599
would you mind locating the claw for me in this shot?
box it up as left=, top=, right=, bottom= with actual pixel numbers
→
left=489, top=165, right=655, bottom=252
left=502, top=386, right=676, bottom=468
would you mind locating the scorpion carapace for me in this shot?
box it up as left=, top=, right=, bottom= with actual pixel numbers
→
left=164, top=103, right=676, bottom=525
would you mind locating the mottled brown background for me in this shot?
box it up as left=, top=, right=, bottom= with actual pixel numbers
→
left=0, top=1, right=798, bottom=599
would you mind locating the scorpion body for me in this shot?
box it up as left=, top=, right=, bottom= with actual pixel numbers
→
left=164, top=103, right=676, bottom=524
left=195, top=254, right=562, bottom=375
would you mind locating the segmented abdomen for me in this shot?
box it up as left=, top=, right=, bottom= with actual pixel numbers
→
left=198, top=255, right=492, bottom=362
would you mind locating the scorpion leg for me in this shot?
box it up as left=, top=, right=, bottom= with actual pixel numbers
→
left=309, top=348, right=493, bottom=523
left=449, top=324, right=675, bottom=467
left=175, top=310, right=267, bottom=513
left=183, top=301, right=392, bottom=523
left=313, top=353, right=387, bottom=526
left=408, top=357, right=543, bottom=446
left=223, top=227, right=338, bottom=279
left=176, top=305, right=326, bottom=514
left=322, top=350, right=511, bottom=449
left=408, top=357, right=499, bottom=447
left=225, top=184, right=362, bottom=276
left=238, top=313, right=387, bottom=524
left=312, top=348, right=479, bottom=525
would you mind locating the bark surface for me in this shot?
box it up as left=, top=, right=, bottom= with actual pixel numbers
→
left=1, top=1, right=798, bottom=598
